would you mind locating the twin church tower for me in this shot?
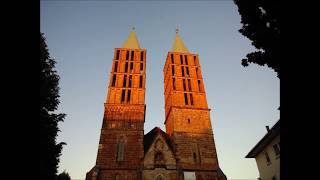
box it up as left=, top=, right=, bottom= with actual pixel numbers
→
left=86, top=29, right=227, bottom=180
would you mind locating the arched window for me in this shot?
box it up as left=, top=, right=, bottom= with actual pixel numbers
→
left=116, top=137, right=125, bottom=162
left=154, top=151, right=165, bottom=168
left=154, top=174, right=166, bottom=180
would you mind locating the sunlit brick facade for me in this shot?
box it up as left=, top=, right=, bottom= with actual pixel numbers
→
left=86, top=29, right=226, bottom=180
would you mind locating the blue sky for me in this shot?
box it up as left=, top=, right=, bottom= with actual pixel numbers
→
left=41, top=1, right=279, bottom=179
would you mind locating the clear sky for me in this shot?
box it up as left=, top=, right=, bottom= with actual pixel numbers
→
left=40, top=1, right=279, bottom=179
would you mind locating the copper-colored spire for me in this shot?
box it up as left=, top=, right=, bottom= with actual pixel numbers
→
left=171, top=28, right=189, bottom=53
left=122, top=27, right=140, bottom=49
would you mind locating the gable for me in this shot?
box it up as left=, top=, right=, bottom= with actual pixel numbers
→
left=144, top=133, right=176, bottom=170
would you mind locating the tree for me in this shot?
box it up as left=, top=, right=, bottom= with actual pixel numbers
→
left=234, top=0, right=280, bottom=78
left=40, top=32, right=66, bottom=180
left=56, top=170, right=71, bottom=180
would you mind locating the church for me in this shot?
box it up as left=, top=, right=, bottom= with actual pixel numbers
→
left=85, top=29, right=227, bottom=180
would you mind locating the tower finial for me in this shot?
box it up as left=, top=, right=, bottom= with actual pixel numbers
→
left=132, top=26, right=135, bottom=31
left=176, top=27, right=179, bottom=34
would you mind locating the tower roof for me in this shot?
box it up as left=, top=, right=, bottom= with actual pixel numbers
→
left=122, top=27, right=140, bottom=49
left=171, top=28, right=189, bottom=53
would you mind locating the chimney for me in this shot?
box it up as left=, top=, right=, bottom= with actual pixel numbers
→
left=266, top=126, right=270, bottom=132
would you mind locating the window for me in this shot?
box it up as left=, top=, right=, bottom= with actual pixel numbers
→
left=121, top=89, right=126, bottom=103
left=172, top=78, right=176, bottom=90
left=127, top=90, right=131, bottom=102
left=112, top=75, right=116, bottom=87
left=187, top=79, right=191, bottom=91
left=181, top=66, right=185, bottom=76
left=125, top=62, right=128, bottom=72
left=155, top=152, right=164, bottom=164
left=126, top=51, right=129, bottom=60
left=172, top=65, right=175, bottom=76
left=140, top=63, right=143, bottom=71
left=193, top=56, right=196, bottom=65
left=184, top=93, right=188, bottom=105
left=140, top=51, right=144, bottom=61
left=184, top=55, right=188, bottom=65
left=273, top=144, right=280, bottom=156
left=198, top=80, right=201, bottom=91
left=116, top=138, right=125, bottom=161
left=190, top=93, right=193, bottom=105
left=130, top=62, right=133, bottom=71
left=180, top=55, right=183, bottom=64
left=186, top=67, right=190, bottom=76
left=171, top=54, right=174, bottom=63
left=193, top=152, right=197, bottom=161
left=131, top=51, right=134, bottom=61
left=139, top=75, right=143, bottom=88
left=123, top=75, right=127, bottom=87
left=188, top=118, right=190, bottom=124
left=116, top=50, right=120, bottom=60
left=128, top=75, right=132, bottom=87
left=196, top=67, right=198, bottom=78
left=265, top=152, right=271, bottom=165
left=114, top=61, right=118, bottom=72
left=183, top=79, right=186, bottom=91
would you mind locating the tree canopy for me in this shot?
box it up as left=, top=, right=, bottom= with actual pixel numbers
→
left=56, top=170, right=71, bottom=180
left=234, top=0, right=280, bottom=78
left=40, top=32, right=66, bottom=180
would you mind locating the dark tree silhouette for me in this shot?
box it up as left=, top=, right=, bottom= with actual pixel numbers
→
left=40, top=32, right=66, bottom=180
left=56, top=170, right=71, bottom=180
left=234, top=0, right=280, bottom=78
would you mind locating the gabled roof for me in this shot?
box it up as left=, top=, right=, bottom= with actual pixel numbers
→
left=245, top=119, right=280, bottom=158
left=171, top=28, right=189, bottom=53
left=144, top=127, right=174, bottom=154
left=122, top=28, right=140, bottom=49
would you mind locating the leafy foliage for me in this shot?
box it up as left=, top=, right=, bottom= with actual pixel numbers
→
left=234, top=0, right=280, bottom=78
left=56, top=170, right=71, bottom=180
left=40, top=32, right=66, bottom=180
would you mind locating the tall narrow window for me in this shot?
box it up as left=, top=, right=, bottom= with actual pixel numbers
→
left=117, top=138, right=125, bottom=161
left=180, top=55, right=183, bottom=64
left=127, top=90, right=131, bottom=102
left=172, top=65, right=175, bottom=76
left=198, top=80, right=201, bottom=92
left=265, top=152, right=271, bottom=165
left=128, top=75, right=132, bottom=87
left=183, top=79, right=186, bottom=91
left=193, top=152, right=197, bottom=162
left=139, top=75, right=143, bottom=88
left=193, top=56, right=196, bottom=65
left=121, top=89, right=126, bottom=103
left=172, top=78, right=176, bottom=90
left=185, top=55, right=188, bottom=65
left=196, top=67, right=198, bottom=78
left=273, top=144, right=280, bottom=156
left=114, top=61, right=118, bottom=72
left=131, top=51, right=134, bottom=61
left=181, top=66, right=185, bottom=76
left=112, top=75, right=117, bottom=87
left=140, top=63, right=143, bottom=71
left=125, top=62, right=128, bottom=72
left=130, top=62, right=133, bottom=71
left=171, top=54, right=174, bottom=63
left=123, top=75, right=127, bottom=87
left=184, top=93, right=188, bottom=105
left=140, top=51, right=144, bottom=61
left=190, top=93, right=194, bottom=105
left=116, top=50, right=120, bottom=60
left=126, top=51, right=129, bottom=60
left=187, top=79, right=191, bottom=91
left=186, top=67, right=190, bottom=76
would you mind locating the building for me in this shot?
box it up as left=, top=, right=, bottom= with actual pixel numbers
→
left=245, top=120, right=280, bottom=180
left=85, top=29, right=227, bottom=180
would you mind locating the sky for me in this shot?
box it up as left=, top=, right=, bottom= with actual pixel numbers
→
left=40, top=1, right=279, bottom=179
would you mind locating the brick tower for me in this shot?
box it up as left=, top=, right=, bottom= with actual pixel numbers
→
left=163, top=29, right=226, bottom=179
left=86, top=28, right=146, bottom=180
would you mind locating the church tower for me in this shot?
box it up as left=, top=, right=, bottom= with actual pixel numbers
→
left=163, top=29, right=226, bottom=179
left=86, top=28, right=146, bottom=180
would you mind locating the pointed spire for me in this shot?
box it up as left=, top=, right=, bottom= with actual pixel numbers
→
left=122, top=27, right=140, bottom=49
left=171, top=28, right=189, bottom=53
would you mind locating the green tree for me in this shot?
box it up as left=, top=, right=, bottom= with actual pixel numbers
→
left=234, top=0, right=280, bottom=78
left=40, top=32, right=66, bottom=180
left=56, top=170, right=71, bottom=180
